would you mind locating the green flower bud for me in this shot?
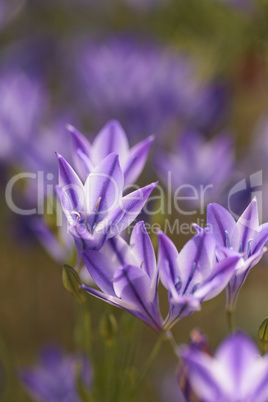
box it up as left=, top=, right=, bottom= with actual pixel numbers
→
left=258, top=317, right=268, bottom=353
left=99, top=313, right=118, bottom=346
left=62, top=264, right=85, bottom=304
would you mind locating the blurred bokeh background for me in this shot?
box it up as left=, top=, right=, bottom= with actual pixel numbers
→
left=1, top=0, right=268, bottom=400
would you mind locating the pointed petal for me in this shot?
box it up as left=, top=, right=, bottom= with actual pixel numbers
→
left=178, top=232, right=216, bottom=294
left=130, top=221, right=156, bottom=279
left=237, top=198, right=259, bottom=253
left=81, top=284, right=135, bottom=311
left=194, top=254, right=241, bottom=301
left=180, top=348, right=223, bottom=402
left=68, top=124, right=94, bottom=180
left=82, top=249, right=117, bottom=295
left=215, top=332, right=260, bottom=398
left=68, top=124, right=91, bottom=157
left=84, top=153, right=124, bottom=224
left=207, top=203, right=236, bottom=248
left=113, top=264, right=162, bottom=331
left=157, top=230, right=179, bottom=289
left=110, top=182, right=158, bottom=236
left=130, top=221, right=158, bottom=301
left=226, top=248, right=267, bottom=310
left=91, top=120, right=129, bottom=165
left=250, top=222, right=268, bottom=255
left=103, top=236, right=137, bottom=267
left=123, top=136, right=154, bottom=186
left=56, top=152, right=84, bottom=213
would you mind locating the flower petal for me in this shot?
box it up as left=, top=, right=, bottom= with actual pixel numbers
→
left=56, top=153, right=85, bottom=214
left=113, top=265, right=162, bottom=331
left=237, top=198, right=259, bottom=253
left=194, top=254, right=242, bottom=301
left=180, top=348, right=224, bottom=402
left=91, top=120, right=129, bottom=165
left=82, top=249, right=117, bottom=296
left=157, top=230, right=179, bottom=290
left=250, top=222, right=268, bottom=255
left=109, top=182, right=158, bottom=236
left=123, top=135, right=154, bottom=186
left=215, top=332, right=261, bottom=398
left=177, top=232, right=216, bottom=294
left=207, top=203, right=236, bottom=248
left=84, top=152, right=124, bottom=225
left=81, top=284, right=135, bottom=311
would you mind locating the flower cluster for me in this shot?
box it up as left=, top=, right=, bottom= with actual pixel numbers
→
left=54, top=121, right=268, bottom=335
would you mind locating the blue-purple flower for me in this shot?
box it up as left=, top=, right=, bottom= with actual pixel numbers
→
left=157, top=229, right=242, bottom=330
left=80, top=222, right=241, bottom=332
left=70, top=37, right=228, bottom=139
left=19, top=345, right=92, bottom=402
left=180, top=331, right=268, bottom=402
left=81, top=221, right=163, bottom=331
left=57, top=152, right=157, bottom=251
left=156, top=131, right=234, bottom=207
left=0, top=70, right=45, bottom=165
left=205, top=198, right=268, bottom=311
left=68, top=120, right=154, bottom=185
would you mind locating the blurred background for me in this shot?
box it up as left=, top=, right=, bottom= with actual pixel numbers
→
left=1, top=0, right=268, bottom=400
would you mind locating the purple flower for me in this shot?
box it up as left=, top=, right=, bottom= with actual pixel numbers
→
left=180, top=331, right=268, bottom=402
left=205, top=198, right=268, bottom=310
left=81, top=221, right=163, bottom=331
left=19, top=345, right=92, bottom=402
left=68, top=120, right=154, bottom=185
left=57, top=152, right=157, bottom=251
left=156, top=131, right=234, bottom=207
left=0, top=71, right=45, bottom=164
left=157, top=230, right=242, bottom=330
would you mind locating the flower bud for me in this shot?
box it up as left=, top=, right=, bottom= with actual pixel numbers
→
left=258, top=317, right=268, bottom=353
left=62, top=264, right=85, bottom=303
left=99, top=313, right=118, bottom=346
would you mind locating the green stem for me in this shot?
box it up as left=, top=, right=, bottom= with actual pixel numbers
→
left=139, top=331, right=166, bottom=381
left=226, top=310, right=235, bottom=333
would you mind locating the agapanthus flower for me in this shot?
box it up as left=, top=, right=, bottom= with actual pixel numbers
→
left=68, top=119, right=154, bottom=185
left=19, top=345, right=92, bottom=402
left=204, top=198, right=268, bottom=311
left=57, top=153, right=157, bottom=251
left=81, top=221, right=163, bottom=331
left=70, top=37, right=228, bottom=139
left=157, top=229, right=242, bottom=330
left=180, top=331, right=268, bottom=402
left=156, top=131, right=234, bottom=208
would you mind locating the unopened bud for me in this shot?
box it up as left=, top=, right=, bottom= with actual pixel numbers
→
left=62, top=264, right=85, bottom=303
left=99, top=313, right=118, bottom=346
left=258, top=317, right=268, bottom=353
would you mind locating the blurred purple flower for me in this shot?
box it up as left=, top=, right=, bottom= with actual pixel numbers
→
left=19, top=345, right=92, bottom=402
left=178, top=329, right=211, bottom=401
left=81, top=221, right=163, bottom=331
left=204, top=198, right=268, bottom=311
left=70, top=37, right=229, bottom=139
left=57, top=152, right=157, bottom=251
left=157, top=229, right=242, bottom=330
left=180, top=331, right=268, bottom=402
left=0, top=71, right=45, bottom=165
left=68, top=120, right=154, bottom=185
left=156, top=131, right=234, bottom=207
